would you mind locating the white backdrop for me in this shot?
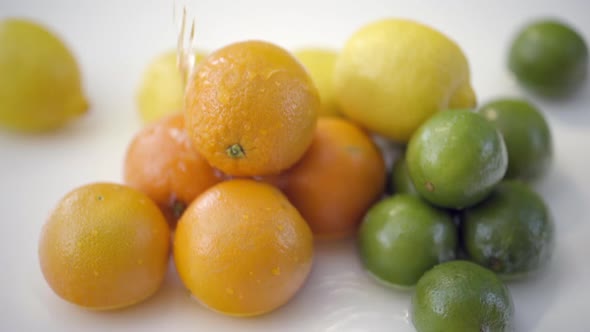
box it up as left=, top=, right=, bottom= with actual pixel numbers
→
left=0, top=0, right=589, bottom=331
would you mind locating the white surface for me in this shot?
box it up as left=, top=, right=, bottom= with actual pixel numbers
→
left=1, top=0, right=589, bottom=331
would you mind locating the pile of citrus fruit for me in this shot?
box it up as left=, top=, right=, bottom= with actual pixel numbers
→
left=3, top=13, right=585, bottom=332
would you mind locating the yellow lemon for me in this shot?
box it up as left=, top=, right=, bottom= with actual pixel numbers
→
left=294, top=48, right=341, bottom=117
left=0, top=18, right=88, bottom=133
left=136, top=50, right=205, bottom=124
left=334, top=18, right=476, bottom=142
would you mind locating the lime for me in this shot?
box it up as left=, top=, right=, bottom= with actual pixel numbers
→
left=477, top=98, right=552, bottom=180
left=358, top=194, right=456, bottom=288
left=334, top=18, right=476, bottom=142
left=508, top=19, right=588, bottom=96
left=407, top=110, right=508, bottom=209
left=390, top=155, right=418, bottom=195
left=0, top=18, right=87, bottom=132
left=294, top=48, right=340, bottom=117
left=461, top=181, right=554, bottom=279
left=412, top=260, right=514, bottom=332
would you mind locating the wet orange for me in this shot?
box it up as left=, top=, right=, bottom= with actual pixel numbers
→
left=282, top=117, right=386, bottom=239
left=184, top=40, right=320, bottom=176
left=124, top=113, right=223, bottom=225
left=38, top=183, right=170, bottom=310
left=174, top=179, right=313, bottom=316
left=222, top=173, right=288, bottom=191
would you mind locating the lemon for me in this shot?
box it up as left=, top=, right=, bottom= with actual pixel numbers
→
left=334, top=18, right=476, bottom=142
left=136, top=49, right=205, bottom=124
left=0, top=18, right=88, bottom=133
left=294, top=48, right=341, bottom=117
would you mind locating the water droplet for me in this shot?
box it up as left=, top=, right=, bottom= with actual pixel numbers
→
left=264, top=69, right=281, bottom=80
left=485, top=109, right=498, bottom=121
left=272, top=267, right=281, bottom=276
left=217, top=87, right=231, bottom=104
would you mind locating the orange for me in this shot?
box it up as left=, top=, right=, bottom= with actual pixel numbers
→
left=38, top=183, right=170, bottom=310
left=124, top=113, right=223, bottom=225
left=282, top=117, right=386, bottom=239
left=174, top=179, right=313, bottom=316
left=222, top=173, right=288, bottom=191
left=184, top=40, right=320, bottom=176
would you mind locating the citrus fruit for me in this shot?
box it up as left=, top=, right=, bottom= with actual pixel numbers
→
left=136, top=49, right=206, bottom=123
left=359, top=194, right=457, bottom=288
left=476, top=98, right=552, bottom=180
left=508, top=19, right=588, bottom=96
left=185, top=40, right=320, bottom=176
left=461, top=181, right=554, bottom=279
left=412, top=260, right=514, bottom=332
left=0, top=18, right=87, bottom=132
left=390, top=155, right=418, bottom=195
left=407, top=109, right=508, bottom=209
left=282, top=117, right=385, bottom=239
left=38, top=183, right=170, bottom=310
left=174, top=179, right=313, bottom=316
left=123, top=113, right=223, bottom=225
left=334, top=18, right=476, bottom=142
left=294, top=48, right=341, bottom=117
left=222, top=173, right=288, bottom=191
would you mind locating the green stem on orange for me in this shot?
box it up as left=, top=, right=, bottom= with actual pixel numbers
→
left=226, top=144, right=246, bottom=159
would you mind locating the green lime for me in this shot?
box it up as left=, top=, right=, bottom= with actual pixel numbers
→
left=407, top=110, right=508, bottom=209
left=412, top=260, right=514, bottom=332
left=390, top=155, right=419, bottom=195
left=461, top=180, right=554, bottom=278
left=358, top=194, right=457, bottom=288
left=508, top=19, right=588, bottom=96
left=477, top=98, right=552, bottom=180
left=0, top=18, right=87, bottom=132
